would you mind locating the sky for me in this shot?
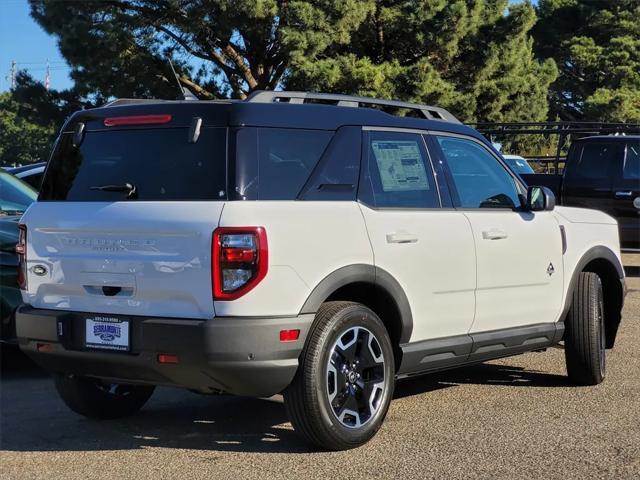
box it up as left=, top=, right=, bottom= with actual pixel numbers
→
left=0, top=0, right=72, bottom=92
left=0, top=0, right=539, bottom=94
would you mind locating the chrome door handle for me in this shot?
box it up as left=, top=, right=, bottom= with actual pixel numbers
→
left=615, top=191, right=633, bottom=198
left=482, top=229, right=508, bottom=240
left=386, top=233, right=418, bottom=244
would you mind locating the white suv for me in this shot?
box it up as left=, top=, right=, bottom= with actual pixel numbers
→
left=16, top=92, right=626, bottom=450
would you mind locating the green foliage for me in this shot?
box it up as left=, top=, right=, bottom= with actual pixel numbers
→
left=0, top=72, right=88, bottom=166
left=24, top=0, right=638, bottom=127
left=0, top=91, right=54, bottom=166
left=286, top=1, right=558, bottom=124
left=534, top=0, right=640, bottom=121
left=28, top=0, right=556, bottom=124
left=29, top=0, right=374, bottom=99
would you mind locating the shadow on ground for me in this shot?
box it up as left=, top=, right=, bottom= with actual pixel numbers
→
left=0, top=356, right=569, bottom=455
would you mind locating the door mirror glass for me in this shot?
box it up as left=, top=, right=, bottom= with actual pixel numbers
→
left=527, top=186, right=555, bottom=211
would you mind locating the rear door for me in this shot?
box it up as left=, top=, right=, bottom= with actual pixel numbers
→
left=612, top=139, right=640, bottom=250
left=358, top=128, right=476, bottom=343
left=22, top=121, right=228, bottom=319
left=562, top=140, right=622, bottom=217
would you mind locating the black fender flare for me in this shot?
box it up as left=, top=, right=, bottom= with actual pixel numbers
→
left=300, top=264, right=413, bottom=343
left=559, top=245, right=625, bottom=322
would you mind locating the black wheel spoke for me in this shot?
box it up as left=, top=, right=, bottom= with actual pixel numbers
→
left=358, top=336, right=382, bottom=370
left=336, top=392, right=360, bottom=418
left=336, top=334, right=358, bottom=363
left=326, top=325, right=386, bottom=429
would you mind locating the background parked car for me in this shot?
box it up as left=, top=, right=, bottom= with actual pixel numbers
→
left=7, top=162, right=47, bottom=191
left=0, top=171, right=37, bottom=344
left=502, top=154, right=535, bottom=174
left=521, top=135, right=640, bottom=251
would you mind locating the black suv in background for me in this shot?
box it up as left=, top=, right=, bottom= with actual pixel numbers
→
left=522, top=135, right=640, bottom=251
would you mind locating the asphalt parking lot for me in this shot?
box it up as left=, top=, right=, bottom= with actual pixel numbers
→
left=1, top=256, right=639, bottom=480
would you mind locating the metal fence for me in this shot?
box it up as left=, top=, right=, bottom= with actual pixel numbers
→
left=469, top=121, right=640, bottom=174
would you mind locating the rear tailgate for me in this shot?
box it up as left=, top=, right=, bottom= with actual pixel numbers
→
left=20, top=106, right=229, bottom=319
left=21, top=202, right=223, bottom=319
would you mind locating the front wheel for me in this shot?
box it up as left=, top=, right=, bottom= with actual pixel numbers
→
left=54, top=374, right=155, bottom=419
left=284, top=301, right=395, bottom=450
left=564, top=272, right=606, bottom=386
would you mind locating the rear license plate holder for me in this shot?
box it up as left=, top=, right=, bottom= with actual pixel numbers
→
left=85, top=315, right=130, bottom=352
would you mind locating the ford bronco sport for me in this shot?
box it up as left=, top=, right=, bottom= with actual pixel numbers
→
left=16, top=91, right=626, bottom=450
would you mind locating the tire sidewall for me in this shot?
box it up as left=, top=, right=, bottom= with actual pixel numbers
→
left=594, top=276, right=606, bottom=378
left=311, top=305, right=395, bottom=446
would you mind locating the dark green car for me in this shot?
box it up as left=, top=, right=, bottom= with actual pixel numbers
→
left=0, top=171, right=37, bottom=344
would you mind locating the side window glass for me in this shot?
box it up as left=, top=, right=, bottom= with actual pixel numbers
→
left=300, top=126, right=361, bottom=200
left=233, top=128, right=332, bottom=200
left=623, top=141, right=640, bottom=180
left=359, top=131, right=439, bottom=208
left=435, top=136, right=520, bottom=209
left=566, top=143, right=617, bottom=182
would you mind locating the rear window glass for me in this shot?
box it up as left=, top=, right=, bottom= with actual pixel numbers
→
left=234, top=128, right=332, bottom=200
left=40, top=127, right=227, bottom=201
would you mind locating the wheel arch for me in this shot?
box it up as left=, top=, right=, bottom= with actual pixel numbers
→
left=561, top=246, right=625, bottom=348
left=300, top=264, right=413, bottom=367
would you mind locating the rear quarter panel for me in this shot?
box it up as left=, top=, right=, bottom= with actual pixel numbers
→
left=216, top=201, right=372, bottom=316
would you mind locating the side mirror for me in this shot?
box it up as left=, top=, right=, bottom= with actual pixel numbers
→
left=527, top=186, right=555, bottom=211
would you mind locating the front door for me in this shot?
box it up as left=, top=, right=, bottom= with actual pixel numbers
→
left=431, top=134, right=564, bottom=333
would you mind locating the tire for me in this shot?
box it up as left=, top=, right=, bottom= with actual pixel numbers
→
left=564, top=272, right=606, bottom=386
left=284, top=301, right=395, bottom=450
left=54, top=374, right=155, bottom=419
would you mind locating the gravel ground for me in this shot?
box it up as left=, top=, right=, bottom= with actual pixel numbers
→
left=1, top=256, right=638, bottom=480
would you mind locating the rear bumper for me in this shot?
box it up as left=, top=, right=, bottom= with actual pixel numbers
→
left=16, top=305, right=314, bottom=397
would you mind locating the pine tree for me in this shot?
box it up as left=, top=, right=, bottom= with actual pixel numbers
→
left=533, top=0, right=640, bottom=121
left=286, top=0, right=557, bottom=123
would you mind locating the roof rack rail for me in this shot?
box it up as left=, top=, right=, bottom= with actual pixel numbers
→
left=245, top=90, right=461, bottom=124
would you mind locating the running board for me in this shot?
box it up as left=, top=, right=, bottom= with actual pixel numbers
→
left=397, top=323, right=564, bottom=376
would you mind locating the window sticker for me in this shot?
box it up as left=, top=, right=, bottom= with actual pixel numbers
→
left=371, top=140, right=430, bottom=192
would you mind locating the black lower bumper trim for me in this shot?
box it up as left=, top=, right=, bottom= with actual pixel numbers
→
left=16, top=305, right=314, bottom=397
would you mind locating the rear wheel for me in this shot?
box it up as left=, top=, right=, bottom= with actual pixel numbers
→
left=564, top=272, right=606, bottom=386
left=54, top=374, right=155, bottom=419
left=284, top=301, right=395, bottom=450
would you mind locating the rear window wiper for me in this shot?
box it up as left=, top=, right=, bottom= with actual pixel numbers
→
left=89, top=183, right=138, bottom=199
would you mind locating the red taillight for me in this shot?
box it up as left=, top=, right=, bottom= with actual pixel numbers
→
left=17, top=224, right=27, bottom=290
left=212, top=227, right=268, bottom=301
left=103, top=114, right=172, bottom=127
left=37, top=343, right=53, bottom=353
left=279, top=330, right=300, bottom=342
left=157, top=354, right=179, bottom=364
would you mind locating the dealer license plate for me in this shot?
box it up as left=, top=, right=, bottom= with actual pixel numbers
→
left=85, top=316, right=130, bottom=351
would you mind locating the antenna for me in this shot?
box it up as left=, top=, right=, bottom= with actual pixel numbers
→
left=167, top=59, right=198, bottom=101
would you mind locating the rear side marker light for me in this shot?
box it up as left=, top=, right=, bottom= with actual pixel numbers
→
left=17, top=224, right=27, bottom=290
left=157, top=354, right=179, bottom=364
left=279, top=330, right=300, bottom=342
left=103, top=114, right=172, bottom=127
left=212, top=227, right=268, bottom=301
left=37, top=343, right=52, bottom=352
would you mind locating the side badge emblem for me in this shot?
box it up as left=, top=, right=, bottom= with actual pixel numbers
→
left=546, top=263, right=555, bottom=276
